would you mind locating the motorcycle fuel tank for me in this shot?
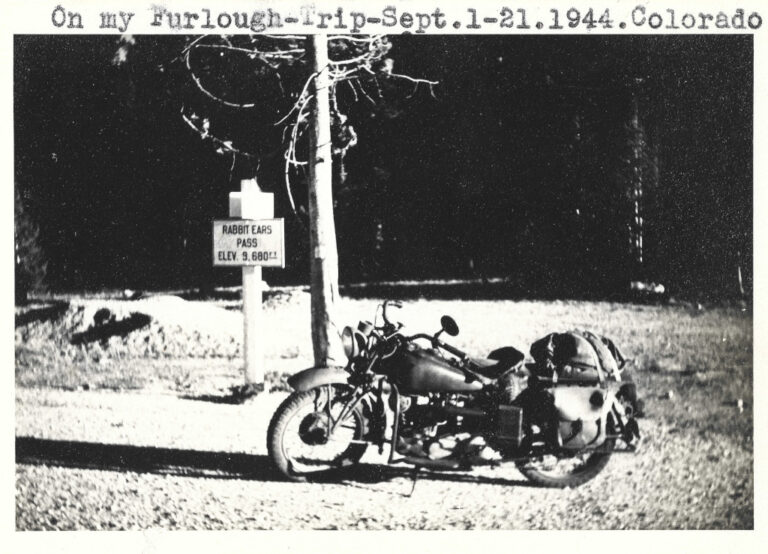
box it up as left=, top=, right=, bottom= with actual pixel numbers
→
left=387, top=346, right=484, bottom=394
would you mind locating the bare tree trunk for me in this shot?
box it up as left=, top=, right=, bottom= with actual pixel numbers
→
left=307, top=34, right=344, bottom=366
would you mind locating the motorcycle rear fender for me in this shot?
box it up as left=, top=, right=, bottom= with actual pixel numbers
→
left=287, top=366, right=350, bottom=392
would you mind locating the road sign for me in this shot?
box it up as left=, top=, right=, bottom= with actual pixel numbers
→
left=212, top=179, right=280, bottom=386
left=212, top=218, right=285, bottom=268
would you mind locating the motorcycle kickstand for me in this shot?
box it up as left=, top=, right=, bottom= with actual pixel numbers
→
left=407, top=466, right=421, bottom=498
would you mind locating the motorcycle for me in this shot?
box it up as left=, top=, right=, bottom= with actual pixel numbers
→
left=267, top=300, right=641, bottom=487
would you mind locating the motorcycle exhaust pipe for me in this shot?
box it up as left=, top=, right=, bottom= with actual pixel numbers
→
left=443, top=405, right=486, bottom=418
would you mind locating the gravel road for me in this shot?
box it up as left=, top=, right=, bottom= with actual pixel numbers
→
left=16, top=387, right=752, bottom=530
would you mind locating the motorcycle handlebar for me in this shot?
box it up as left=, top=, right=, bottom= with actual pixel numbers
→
left=382, top=300, right=402, bottom=326
left=437, top=340, right=467, bottom=360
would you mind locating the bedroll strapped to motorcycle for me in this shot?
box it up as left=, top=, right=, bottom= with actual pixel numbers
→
left=530, top=330, right=626, bottom=384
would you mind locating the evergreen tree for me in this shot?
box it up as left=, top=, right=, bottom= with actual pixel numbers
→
left=15, top=187, right=47, bottom=304
left=617, top=90, right=659, bottom=283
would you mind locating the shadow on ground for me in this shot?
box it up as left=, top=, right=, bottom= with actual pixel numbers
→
left=15, top=301, right=69, bottom=328
left=178, top=289, right=242, bottom=302
left=16, top=436, right=531, bottom=488
left=172, top=281, right=657, bottom=303
left=181, top=384, right=266, bottom=405
left=341, top=281, right=543, bottom=301
left=70, top=313, right=152, bottom=346
left=16, top=436, right=279, bottom=481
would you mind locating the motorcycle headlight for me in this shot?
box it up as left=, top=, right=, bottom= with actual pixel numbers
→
left=342, top=326, right=368, bottom=360
left=342, top=326, right=357, bottom=359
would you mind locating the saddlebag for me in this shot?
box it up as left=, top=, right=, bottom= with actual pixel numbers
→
left=551, top=386, right=614, bottom=449
left=515, top=385, right=616, bottom=450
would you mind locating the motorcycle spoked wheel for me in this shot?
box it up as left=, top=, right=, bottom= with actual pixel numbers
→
left=267, top=385, right=369, bottom=481
left=514, top=440, right=615, bottom=488
left=515, top=410, right=620, bottom=488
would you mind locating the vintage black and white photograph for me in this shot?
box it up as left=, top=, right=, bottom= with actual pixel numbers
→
left=14, top=23, right=754, bottom=531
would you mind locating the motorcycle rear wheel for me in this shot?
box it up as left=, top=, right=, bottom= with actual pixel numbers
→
left=267, top=385, right=368, bottom=481
left=515, top=440, right=614, bottom=488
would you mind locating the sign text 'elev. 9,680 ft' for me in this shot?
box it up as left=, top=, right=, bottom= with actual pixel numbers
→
left=212, top=218, right=285, bottom=267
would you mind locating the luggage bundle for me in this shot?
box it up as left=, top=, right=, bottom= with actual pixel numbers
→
left=530, top=331, right=626, bottom=384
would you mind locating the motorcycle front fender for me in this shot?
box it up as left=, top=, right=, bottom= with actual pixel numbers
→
left=287, top=366, right=350, bottom=392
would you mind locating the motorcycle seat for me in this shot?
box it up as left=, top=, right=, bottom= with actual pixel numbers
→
left=469, top=347, right=526, bottom=380
left=468, top=357, right=508, bottom=379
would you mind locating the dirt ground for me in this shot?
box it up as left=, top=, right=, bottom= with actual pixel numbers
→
left=14, top=292, right=754, bottom=529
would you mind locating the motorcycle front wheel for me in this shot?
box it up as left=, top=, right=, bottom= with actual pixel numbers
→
left=267, top=385, right=369, bottom=481
left=514, top=440, right=614, bottom=488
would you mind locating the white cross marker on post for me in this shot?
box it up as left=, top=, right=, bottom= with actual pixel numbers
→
left=229, top=179, right=273, bottom=385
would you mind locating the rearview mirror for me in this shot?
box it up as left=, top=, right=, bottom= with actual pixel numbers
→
left=440, top=315, right=460, bottom=337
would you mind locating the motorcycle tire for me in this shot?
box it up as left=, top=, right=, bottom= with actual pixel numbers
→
left=617, top=371, right=645, bottom=418
left=267, top=385, right=368, bottom=482
left=514, top=442, right=614, bottom=488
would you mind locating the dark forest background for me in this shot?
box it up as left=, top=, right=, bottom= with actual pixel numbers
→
left=14, top=35, right=752, bottom=300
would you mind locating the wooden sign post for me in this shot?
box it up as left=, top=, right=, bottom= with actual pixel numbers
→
left=213, top=178, right=284, bottom=386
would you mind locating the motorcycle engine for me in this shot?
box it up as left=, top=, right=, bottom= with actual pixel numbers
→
left=392, top=393, right=500, bottom=462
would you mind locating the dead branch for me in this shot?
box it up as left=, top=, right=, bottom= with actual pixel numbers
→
left=180, top=108, right=256, bottom=157
left=180, top=34, right=436, bottom=222
left=184, top=48, right=259, bottom=109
